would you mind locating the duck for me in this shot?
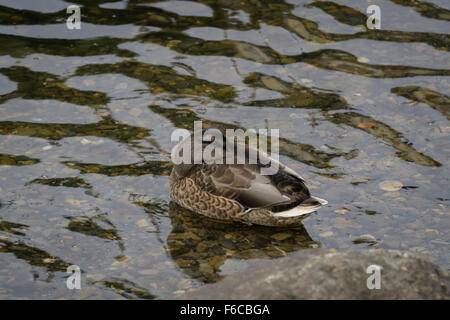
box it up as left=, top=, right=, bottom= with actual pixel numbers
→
left=169, top=129, right=328, bottom=227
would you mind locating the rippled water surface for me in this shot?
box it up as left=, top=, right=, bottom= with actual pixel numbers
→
left=0, top=0, right=449, bottom=299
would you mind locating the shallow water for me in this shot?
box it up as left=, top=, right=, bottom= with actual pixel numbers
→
left=0, top=0, right=449, bottom=299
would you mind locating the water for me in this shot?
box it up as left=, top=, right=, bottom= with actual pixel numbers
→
left=0, top=0, right=448, bottom=299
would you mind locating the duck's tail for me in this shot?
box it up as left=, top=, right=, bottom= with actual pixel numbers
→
left=272, top=196, right=328, bottom=218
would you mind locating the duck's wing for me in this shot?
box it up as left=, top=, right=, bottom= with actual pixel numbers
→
left=175, top=131, right=311, bottom=209
left=189, top=164, right=300, bottom=209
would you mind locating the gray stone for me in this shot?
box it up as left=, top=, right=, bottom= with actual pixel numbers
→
left=173, top=249, right=450, bottom=299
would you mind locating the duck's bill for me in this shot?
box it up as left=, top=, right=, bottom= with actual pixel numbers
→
left=272, top=196, right=328, bottom=218
left=311, top=196, right=328, bottom=205
left=271, top=205, right=319, bottom=217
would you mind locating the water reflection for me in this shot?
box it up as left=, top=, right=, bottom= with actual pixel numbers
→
left=324, top=111, right=442, bottom=166
left=62, top=160, right=171, bottom=176
left=75, top=60, right=237, bottom=102
left=28, top=176, right=92, bottom=189
left=0, top=153, right=40, bottom=166
left=391, top=86, right=450, bottom=120
left=0, top=238, right=71, bottom=273
left=149, top=104, right=354, bottom=168
left=166, top=203, right=317, bottom=283
left=0, top=34, right=136, bottom=58
left=0, top=220, right=28, bottom=236
left=243, top=72, right=348, bottom=109
left=90, top=277, right=155, bottom=299
left=390, top=0, right=450, bottom=21
left=0, top=117, right=149, bottom=142
left=0, top=66, right=110, bottom=105
left=66, top=216, right=122, bottom=242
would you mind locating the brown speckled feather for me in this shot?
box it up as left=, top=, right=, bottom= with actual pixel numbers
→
left=170, top=170, right=311, bottom=227
left=170, top=173, right=244, bottom=220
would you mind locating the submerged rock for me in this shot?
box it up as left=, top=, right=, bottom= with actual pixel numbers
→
left=173, top=249, right=449, bottom=299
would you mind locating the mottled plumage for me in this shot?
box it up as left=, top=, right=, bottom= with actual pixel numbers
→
left=169, top=131, right=327, bottom=227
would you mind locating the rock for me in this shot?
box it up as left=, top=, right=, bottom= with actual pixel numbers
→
left=357, top=122, right=376, bottom=129
left=319, top=231, right=334, bottom=237
left=138, top=269, right=158, bottom=276
left=357, top=57, right=370, bottom=63
left=82, top=79, right=95, bottom=86
left=114, top=255, right=129, bottom=263
left=129, top=108, right=142, bottom=117
left=333, top=217, right=362, bottom=229
left=136, top=219, right=149, bottom=228
left=334, top=209, right=348, bottom=215
left=172, top=249, right=450, bottom=299
left=379, top=180, right=403, bottom=191
left=353, top=234, right=377, bottom=244
left=270, top=232, right=292, bottom=241
left=235, top=43, right=273, bottom=64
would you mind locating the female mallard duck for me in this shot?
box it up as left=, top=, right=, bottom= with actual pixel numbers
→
left=169, top=130, right=328, bottom=227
